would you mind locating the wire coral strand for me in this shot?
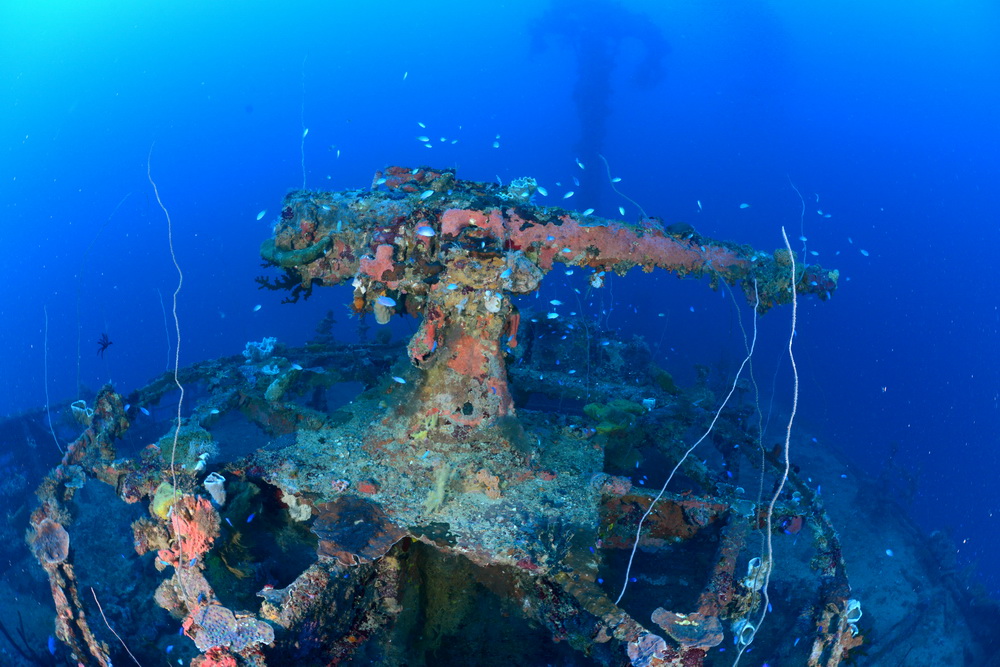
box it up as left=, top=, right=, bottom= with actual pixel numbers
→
left=147, top=146, right=194, bottom=599
left=760, top=228, right=799, bottom=628
left=615, top=280, right=760, bottom=606
left=91, top=587, right=142, bottom=666
left=43, top=307, right=64, bottom=454
left=599, top=153, right=648, bottom=220
left=147, top=147, right=184, bottom=487
left=734, top=227, right=799, bottom=665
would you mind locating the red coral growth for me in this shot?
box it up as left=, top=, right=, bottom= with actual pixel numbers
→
left=192, top=648, right=237, bottom=667
left=516, top=558, right=539, bottom=571
left=407, top=312, right=440, bottom=364
left=600, top=475, right=632, bottom=496
left=504, top=309, right=521, bottom=348
left=440, top=208, right=487, bottom=237
left=356, top=480, right=379, bottom=495
left=380, top=165, right=451, bottom=193
left=780, top=515, right=804, bottom=534
left=166, top=495, right=219, bottom=563
left=480, top=210, right=507, bottom=239
left=447, top=332, right=491, bottom=378
left=359, top=244, right=396, bottom=282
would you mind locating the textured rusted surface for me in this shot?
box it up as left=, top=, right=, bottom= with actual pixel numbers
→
left=312, top=497, right=407, bottom=566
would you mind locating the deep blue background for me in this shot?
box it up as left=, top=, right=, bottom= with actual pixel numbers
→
left=2, top=0, right=998, bottom=593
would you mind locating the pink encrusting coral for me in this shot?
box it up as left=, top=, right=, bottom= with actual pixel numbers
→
left=358, top=243, right=397, bottom=284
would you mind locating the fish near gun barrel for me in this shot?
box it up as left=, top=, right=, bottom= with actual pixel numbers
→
left=258, top=166, right=837, bottom=440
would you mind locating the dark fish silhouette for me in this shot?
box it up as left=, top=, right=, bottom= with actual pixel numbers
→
left=97, top=333, right=113, bottom=358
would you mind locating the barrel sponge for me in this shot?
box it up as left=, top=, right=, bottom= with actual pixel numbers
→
left=31, top=518, right=70, bottom=564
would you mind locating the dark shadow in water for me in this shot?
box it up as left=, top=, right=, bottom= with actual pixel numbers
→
left=531, top=0, right=669, bottom=209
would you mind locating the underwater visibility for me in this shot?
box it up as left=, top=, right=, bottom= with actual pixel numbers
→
left=3, top=1, right=1000, bottom=666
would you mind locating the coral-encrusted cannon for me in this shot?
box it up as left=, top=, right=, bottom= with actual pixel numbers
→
left=260, top=166, right=837, bottom=444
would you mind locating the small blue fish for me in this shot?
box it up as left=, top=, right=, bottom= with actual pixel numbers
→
left=209, top=408, right=220, bottom=415
left=48, top=635, right=56, bottom=655
left=188, top=557, right=197, bottom=567
left=563, top=191, right=575, bottom=199
left=420, top=190, right=434, bottom=199
left=291, top=363, right=303, bottom=370
left=376, top=177, right=387, bottom=185
left=500, top=268, right=512, bottom=279
left=124, top=403, right=131, bottom=411
left=140, top=407, right=150, bottom=416
left=253, top=304, right=262, bottom=312
left=536, top=186, right=548, bottom=196
left=376, top=295, right=396, bottom=307
left=415, top=225, right=436, bottom=237
left=256, top=209, right=267, bottom=221
left=446, top=283, right=458, bottom=290
left=582, top=208, right=594, bottom=216
left=166, top=645, right=174, bottom=654
left=246, top=513, right=256, bottom=523
left=392, top=376, right=406, bottom=384
left=225, top=517, right=233, bottom=527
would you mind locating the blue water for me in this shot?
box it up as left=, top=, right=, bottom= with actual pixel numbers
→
left=2, top=0, right=999, bottom=641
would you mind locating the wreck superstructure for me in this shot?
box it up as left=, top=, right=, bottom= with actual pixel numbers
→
left=25, top=167, right=864, bottom=666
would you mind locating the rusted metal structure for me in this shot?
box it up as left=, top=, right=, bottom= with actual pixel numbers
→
left=28, top=167, right=861, bottom=666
